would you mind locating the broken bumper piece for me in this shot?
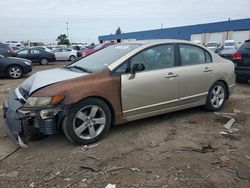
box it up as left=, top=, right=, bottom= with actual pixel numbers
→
left=3, top=91, right=61, bottom=147
left=3, top=92, right=27, bottom=147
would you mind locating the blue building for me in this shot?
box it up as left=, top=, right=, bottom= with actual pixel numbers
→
left=98, top=18, right=250, bottom=45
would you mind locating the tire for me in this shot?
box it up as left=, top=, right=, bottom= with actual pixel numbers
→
left=205, top=81, right=227, bottom=111
left=40, top=58, right=48, bottom=65
left=7, top=65, right=23, bottom=79
left=69, top=55, right=76, bottom=62
left=62, top=98, right=111, bottom=145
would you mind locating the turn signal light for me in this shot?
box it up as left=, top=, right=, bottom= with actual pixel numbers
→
left=51, top=95, right=64, bottom=104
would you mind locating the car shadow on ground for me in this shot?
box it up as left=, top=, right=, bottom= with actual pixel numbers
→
left=24, top=106, right=205, bottom=147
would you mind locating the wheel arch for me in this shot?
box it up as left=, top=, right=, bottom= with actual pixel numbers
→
left=67, top=96, right=115, bottom=126
left=5, top=64, right=23, bottom=75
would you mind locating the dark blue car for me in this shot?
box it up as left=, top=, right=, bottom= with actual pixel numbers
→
left=0, top=55, right=32, bottom=79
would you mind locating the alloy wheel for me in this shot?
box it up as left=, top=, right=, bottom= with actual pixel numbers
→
left=210, top=85, right=225, bottom=108
left=73, top=105, right=106, bottom=139
left=9, top=67, right=22, bottom=78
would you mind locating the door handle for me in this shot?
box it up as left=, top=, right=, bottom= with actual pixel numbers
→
left=165, top=72, right=178, bottom=78
left=203, top=67, right=213, bottom=72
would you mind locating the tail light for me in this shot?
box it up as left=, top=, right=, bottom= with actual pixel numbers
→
left=232, top=53, right=242, bottom=60
left=8, top=48, right=15, bottom=56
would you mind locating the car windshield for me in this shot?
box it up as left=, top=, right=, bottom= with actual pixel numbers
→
left=68, top=43, right=140, bottom=72
left=207, top=43, right=217, bottom=47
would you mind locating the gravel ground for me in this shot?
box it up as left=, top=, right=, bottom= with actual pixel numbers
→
left=0, top=61, right=250, bottom=188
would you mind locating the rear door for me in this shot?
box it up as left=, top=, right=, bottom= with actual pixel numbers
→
left=176, top=44, right=215, bottom=105
left=30, top=49, right=41, bottom=62
left=118, top=44, right=180, bottom=120
left=54, top=49, right=63, bottom=60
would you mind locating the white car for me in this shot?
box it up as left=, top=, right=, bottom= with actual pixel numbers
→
left=53, top=48, right=77, bottom=61
left=207, top=41, right=220, bottom=51
left=5, top=41, right=21, bottom=47
left=224, top=40, right=237, bottom=49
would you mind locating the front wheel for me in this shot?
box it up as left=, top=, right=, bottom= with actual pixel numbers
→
left=205, top=81, right=227, bottom=111
left=7, top=65, right=23, bottom=79
left=63, top=98, right=111, bottom=145
left=69, top=55, right=76, bottom=62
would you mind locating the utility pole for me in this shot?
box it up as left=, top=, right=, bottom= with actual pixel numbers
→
left=66, top=22, right=69, bottom=38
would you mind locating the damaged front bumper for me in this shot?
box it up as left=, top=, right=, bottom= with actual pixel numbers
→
left=3, top=90, right=64, bottom=147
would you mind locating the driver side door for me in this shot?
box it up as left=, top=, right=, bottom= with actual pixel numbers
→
left=119, top=44, right=180, bottom=120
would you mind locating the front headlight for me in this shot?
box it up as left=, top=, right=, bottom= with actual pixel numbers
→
left=24, top=61, right=31, bottom=65
left=24, top=96, right=64, bottom=108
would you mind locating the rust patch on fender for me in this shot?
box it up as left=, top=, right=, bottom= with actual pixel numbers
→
left=32, top=68, right=126, bottom=124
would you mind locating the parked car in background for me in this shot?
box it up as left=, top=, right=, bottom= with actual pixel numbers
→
left=15, top=49, right=56, bottom=65
left=192, top=40, right=202, bottom=45
left=218, top=48, right=237, bottom=61
left=207, top=41, right=220, bottom=51
left=81, top=42, right=116, bottom=57
left=3, top=40, right=235, bottom=146
left=0, top=55, right=32, bottom=79
left=0, top=42, right=15, bottom=57
left=53, top=48, right=78, bottom=61
left=5, top=41, right=21, bottom=47
left=31, top=46, right=52, bottom=52
left=232, top=39, right=250, bottom=82
left=12, top=46, right=22, bottom=53
left=224, top=40, right=237, bottom=49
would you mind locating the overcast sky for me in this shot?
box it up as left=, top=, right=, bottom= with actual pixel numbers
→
left=0, top=0, right=250, bottom=44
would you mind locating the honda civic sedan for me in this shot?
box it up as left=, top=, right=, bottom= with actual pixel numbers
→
left=3, top=40, right=235, bottom=146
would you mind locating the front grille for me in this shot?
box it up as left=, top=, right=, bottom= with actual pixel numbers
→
left=19, top=87, right=29, bottom=100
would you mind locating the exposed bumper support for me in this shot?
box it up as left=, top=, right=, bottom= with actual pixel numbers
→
left=3, top=91, right=63, bottom=147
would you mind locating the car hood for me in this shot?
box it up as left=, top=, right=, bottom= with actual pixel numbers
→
left=20, top=68, right=87, bottom=94
left=8, top=57, right=31, bottom=63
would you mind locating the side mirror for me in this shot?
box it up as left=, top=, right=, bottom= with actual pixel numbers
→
left=131, top=63, right=145, bottom=74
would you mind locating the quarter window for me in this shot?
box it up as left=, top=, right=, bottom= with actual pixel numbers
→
left=179, top=44, right=211, bottom=66
left=130, top=44, right=175, bottom=71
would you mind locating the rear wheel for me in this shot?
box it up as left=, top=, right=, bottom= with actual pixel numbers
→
left=40, top=58, right=48, bottom=65
left=205, top=81, right=227, bottom=111
left=69, top=55, right=76, bottom=62
left=62, top=98, right=111, bottom=145
left=7, top=65, right=23, bottom=79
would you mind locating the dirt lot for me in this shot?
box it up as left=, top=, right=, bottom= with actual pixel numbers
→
left=0, top=62, right=250, bottom=188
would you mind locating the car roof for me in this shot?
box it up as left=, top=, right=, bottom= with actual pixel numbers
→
left=121, top=39, right=200, bottom=45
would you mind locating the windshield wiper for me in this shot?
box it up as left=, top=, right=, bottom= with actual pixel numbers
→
left=63, top=65, right=92, bottom=73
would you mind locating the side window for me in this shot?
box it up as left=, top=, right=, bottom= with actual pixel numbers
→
left=31, top=49, right=40, bottom=54
left=205, top=51, right=212, bottom=63
left=18, top=50, right=29, bottom=55
left=130, top=44, right=175, bottom=71
left=179, top=45, right=206, bottom=66
left=54, top=49, right=62, bottom=53
left=114, top=61, right=129, bottom=74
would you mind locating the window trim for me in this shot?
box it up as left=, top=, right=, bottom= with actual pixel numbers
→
left=177, top=43, right=213, bottom=67
left=111, top=43, right=178, bottom=75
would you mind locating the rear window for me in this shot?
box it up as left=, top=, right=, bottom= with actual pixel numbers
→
left=238, top=41, right=250, bottom=53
